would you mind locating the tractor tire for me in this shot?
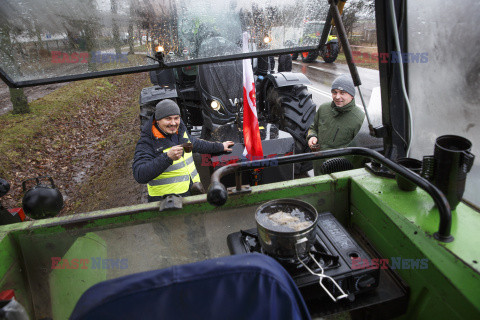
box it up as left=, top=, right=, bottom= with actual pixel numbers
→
left=278, top=54, right=292, bottom=72
left=269, top=56, right=275, bottom=71
left=301, top=50, right=319, bottom=63
left=291, top=52, right=298, bottom=60
left=139, top=103, right=155, bottom=128
left=322, top=42, right=339, bottom=63
left=200, top=125, right=212, bottom=140
left=149, top=71, right=159, bottom=85
left=265, top=84, right=316, bottom=173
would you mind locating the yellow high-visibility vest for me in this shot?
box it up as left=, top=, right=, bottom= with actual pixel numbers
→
left=147, top=132, right=200, bottom=197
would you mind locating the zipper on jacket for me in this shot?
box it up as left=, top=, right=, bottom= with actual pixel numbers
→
left=333, top=128, right=339, bottom=142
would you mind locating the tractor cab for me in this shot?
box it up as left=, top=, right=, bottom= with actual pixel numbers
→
left=0, top=0, right=479, bottom=319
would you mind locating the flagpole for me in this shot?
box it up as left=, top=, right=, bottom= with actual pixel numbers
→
left=242, top=32, right=264, bottom=162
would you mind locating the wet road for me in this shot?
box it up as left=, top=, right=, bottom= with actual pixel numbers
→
left=290, top=59, right=380, bottom=109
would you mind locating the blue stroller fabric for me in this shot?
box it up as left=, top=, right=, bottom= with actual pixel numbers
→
left=70, top=253, right=311, bottom=320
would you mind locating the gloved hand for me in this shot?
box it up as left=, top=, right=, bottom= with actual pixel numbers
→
left=167, top=145, right=184, bottom=161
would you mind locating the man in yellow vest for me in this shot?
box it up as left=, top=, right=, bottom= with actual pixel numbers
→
left=133, top=99, right=234, bottom=202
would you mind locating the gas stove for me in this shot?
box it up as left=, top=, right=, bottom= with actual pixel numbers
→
left=227, top=212, right=380, bottom=302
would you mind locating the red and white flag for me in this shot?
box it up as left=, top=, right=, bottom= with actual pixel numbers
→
left=242, top=32, right=263, bottom=160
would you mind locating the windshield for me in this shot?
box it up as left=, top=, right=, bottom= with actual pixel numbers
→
left=407, top=0, right=480, bottom=208
left=0, top=0, right=330, bottom=87
left=177, top=9, right=243, bottom=58
left=304, top=21, right=325, bottom=36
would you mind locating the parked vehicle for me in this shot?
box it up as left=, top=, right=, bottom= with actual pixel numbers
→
left=291, top=20, right=340, bottom=63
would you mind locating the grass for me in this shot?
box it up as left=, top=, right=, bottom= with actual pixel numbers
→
left=329, top=44, right=379, bottom=70
left=0, top=78, right=117, bottom=178
left=335, top=52, right=379, bottom=70
left=134, top=44, right=148, bottom=52
left=0, top=73, right=149, bottom=212
left=95, top=54, right=150, bottom=71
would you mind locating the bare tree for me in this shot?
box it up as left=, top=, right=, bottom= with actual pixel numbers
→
left=341, top=0, right=374, bottom=38
left=111, top=0, right=123, bottom=56
left=128, top=1, right=135, bottom=54
left=0, top=22, right=30, bottom=114
left=9, top=88, right=30, bottom=114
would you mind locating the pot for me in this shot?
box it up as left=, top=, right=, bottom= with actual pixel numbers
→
left=22, top=176, right=63, bottom=219
left=255, top=199, right=318, bottom=258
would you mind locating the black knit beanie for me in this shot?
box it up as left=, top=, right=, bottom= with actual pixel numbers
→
left=331, top=74, right=356, bottom=98
left=155, top=99, right=180, bottom=120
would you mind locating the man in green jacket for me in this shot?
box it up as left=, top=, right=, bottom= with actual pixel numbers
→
left=306, top=74, right=365, bottom=175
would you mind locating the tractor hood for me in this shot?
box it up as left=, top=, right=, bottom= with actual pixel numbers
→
left=0, top=0, right=330, bottom=88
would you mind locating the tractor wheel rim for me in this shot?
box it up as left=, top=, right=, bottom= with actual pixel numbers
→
left=325, top=44, right=332, bottom=58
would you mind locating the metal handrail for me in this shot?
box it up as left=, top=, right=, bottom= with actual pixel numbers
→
left=207, top=147, right=453, bottom=242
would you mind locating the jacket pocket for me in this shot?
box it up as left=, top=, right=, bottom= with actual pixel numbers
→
left=332, top=128, right=340, bottom=143
left=335, top=127, right=356, bottom=147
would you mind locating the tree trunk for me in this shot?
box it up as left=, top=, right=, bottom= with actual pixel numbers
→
left=35, top=25, right=44, bottom=50
left=10, top=88, right=30, bottom=114
left=111, top=0, right=122, bottom=56
left=1, top=23, right=30, bottom=114
left=112, top=22, right=122, bottom=56
left=85, top=25, right=98, bottom=72
left=128, top=2, right=135, bottom=55
left=128, top=24, right=135, bottom=54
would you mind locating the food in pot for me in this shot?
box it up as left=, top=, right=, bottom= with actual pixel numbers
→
left=260, top=208, right=313, bottom=232
left=256, top=200, right=318, bottom=257
left=269, top=211, right=298, bottom=224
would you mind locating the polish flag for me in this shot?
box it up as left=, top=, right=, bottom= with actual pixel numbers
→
left=242, top=32, right=263, bottom=160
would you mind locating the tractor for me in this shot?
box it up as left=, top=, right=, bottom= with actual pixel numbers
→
left=139, top=10, right=317, bottom=181
left=291, top=20, right=340, bottom=63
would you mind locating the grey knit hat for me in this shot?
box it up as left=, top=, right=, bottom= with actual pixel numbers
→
left=331, top=74, right=355, bottom=98
left=155, top=99, right=180, bottom=120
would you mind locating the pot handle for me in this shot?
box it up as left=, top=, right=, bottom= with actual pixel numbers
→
left=297, top=252, right=353, bottom=303
left=22, top=177, right=40, bottom=192
left=462, top=151, right=475, bottom=173
left=22, top=176, right=56, bottom=192
left=295, top=237, right=308, bottom=256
